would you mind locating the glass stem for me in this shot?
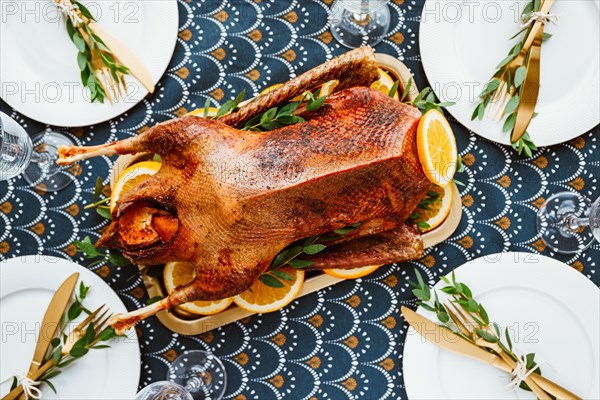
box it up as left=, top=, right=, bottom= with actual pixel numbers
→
left=565, top=214, right=590, bottom=231
left=184, top=376, right=204, bottom=393
left=30, top=150, right=53, bottom=175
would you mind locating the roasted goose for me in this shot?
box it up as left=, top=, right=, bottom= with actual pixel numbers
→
left=57, top=48, right=431, bottom=333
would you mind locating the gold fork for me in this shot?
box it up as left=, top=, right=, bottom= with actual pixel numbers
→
left=487, top=0, right=555, bottom=121
left=4, top=305, right=112, bottom=400
left=80, top=28, right=127, bottom=104
left=445, top=301, right=551, bottom=399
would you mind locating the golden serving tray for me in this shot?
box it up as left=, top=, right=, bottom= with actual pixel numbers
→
left=110, top=54, right=463, bottom=335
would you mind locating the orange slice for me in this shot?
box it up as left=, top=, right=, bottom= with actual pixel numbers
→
left=324, top=264, right=382, bottom=279
left=110, top=161, right=162, bottom=212
left=233, top=267, right=304, bottom=313
left=416, top=109, right=458, bottom=187
left=186, top=107, right=218, bottom=117
left=371, top=68, right=400, bottom=101
left=413, top=183, right=454, bottom=232
left=164, top=261, right=233, bottom=315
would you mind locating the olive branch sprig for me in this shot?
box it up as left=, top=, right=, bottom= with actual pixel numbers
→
left=409, top=269, right=543, bottom=392
left=258, top=223, right=362, bottom=288
left=471, top=0, right=552, bottom=157
left=56, top=0, right=129, bottom=103
left=8, top=282, right=123, bottom=394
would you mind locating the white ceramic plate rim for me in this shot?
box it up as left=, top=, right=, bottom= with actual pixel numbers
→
left=403, top=252, right=600, bottom=400
left=419, top=0, right=600, bottom=146
left=0, top=0, right=178, bottom=127
left=0, top=255, right=141, bottom=399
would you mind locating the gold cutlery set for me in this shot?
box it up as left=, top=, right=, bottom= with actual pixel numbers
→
left=53, top=0, right=154, bottom=104
left=473, top=0, right=557, bottom=151
left=2, top=275, right=112, bottom=400
left=402, top=306, right=580, bottom=399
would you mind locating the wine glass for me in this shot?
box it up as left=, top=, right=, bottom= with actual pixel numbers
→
left=330, top=0, right=391, bottom=48
left=0, top=112, right=75, bottom=191
left=537, top=191, right=600, bottom=254
left=136, top=350, right=227, bottom=400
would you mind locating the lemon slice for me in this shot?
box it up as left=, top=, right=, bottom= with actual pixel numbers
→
left=413, top=183, right=454, bottom=232
left=110, top=161, right=162, bottom=212
left=164, top=261, right=233, bottom=315
left=416, top=109, right=458, bottom=187
left=371, top=68, right=400, bottom=101
left=233, top=267, right=304, bottom=313
left=324, top=264, right=382, bottom=279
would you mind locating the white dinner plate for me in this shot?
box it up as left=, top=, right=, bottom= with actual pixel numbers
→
left=0, top=255, right=141, bottom=399
left=403, top=252, right=600, bottom=399
left=0, top=0, right=178, bottom=127
left=419, top=0, right=600, bottom=146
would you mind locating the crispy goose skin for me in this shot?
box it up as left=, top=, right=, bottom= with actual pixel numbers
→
left=57, top=52, right=430, bottom=334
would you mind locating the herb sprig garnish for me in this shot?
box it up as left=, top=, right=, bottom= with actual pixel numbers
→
left=409, top=190, right=442, bottom=232
left=397, top=78, right=456, bottom=114
left=9, top=282, right=122, bottom=394
left=84, top=177, right=111, bottom=219
left=471, top=0, right=552, bottom=157
left=259, top=223, right=361, bottom=288
left=57, top=0, right=129, bottom=103
left=409, top=269, right=543, bottom=393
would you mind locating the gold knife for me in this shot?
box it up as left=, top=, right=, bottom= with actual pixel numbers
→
left=24, top=274, right=79, bottom=381
left=401, top=307, right=582, bottom=399
left=89, top=22, right=155, bottom=94
left=511, top=15, right=546, bottom=142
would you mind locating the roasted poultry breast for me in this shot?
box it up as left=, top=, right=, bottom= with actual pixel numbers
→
left=57, top=48, right=431, bottom=333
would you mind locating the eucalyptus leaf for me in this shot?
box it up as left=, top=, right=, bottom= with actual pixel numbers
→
left=271, top=270, right=293, bottom=281
left=77, top=52, right=87, bottom=71
left=303, top=244, right=327, bottom=255
left=68, top=302, right=82, bottom=320
left=70, top=346, right=89, bottom=358
left=306, top=95, right=326, bottom=111
left=76, top=2, right=95, bottom=20
left=260, top=107, right=278, bottom=125
left=108, top=249, right=129, bottom=267
left=287, top=259, right=314, bottom=269
left=84, top=322, right=95, bottom=344
left=476, top=329, right=498, bottom=343
left=72, top=33, right=86, bottom=53
left=436, top=311, right=450, bottom=323
left=504, top=95, right=520, bottom=115
left=52, top=346, right=62, bottom=365
left=505, top=327, right=513, bottom=350
left=74, top=236, right=101, bottom=259
left=96, top=207, right=112, bottom=220
left=258, top=274, right=284, bottom=288
left=514, top=66, right=527, bottom=88
left=45, top=379, right=57, bottom=394
left=277, top=102, right=300, bottom=116
left=388, top=80, right=399, bottom=99
left=412, top=288, right=431, bottom=302
left=503, top=112, right=517, bottom=133
left=99, top=327, right=117, bottom=341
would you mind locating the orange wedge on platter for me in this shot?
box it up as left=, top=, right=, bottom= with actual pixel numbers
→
left=417, top=109, right=458, bottom=188
left=164, top=261, right=234, bottom=315
left=233, top=267, right=304, bottom=313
